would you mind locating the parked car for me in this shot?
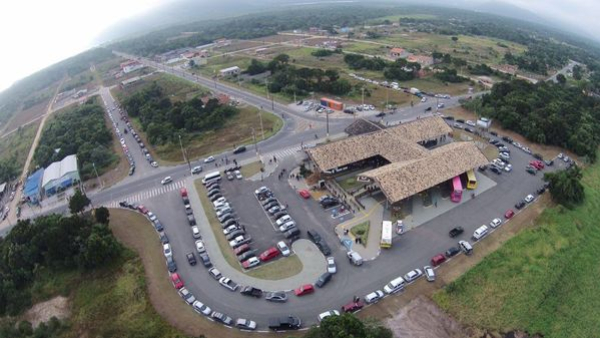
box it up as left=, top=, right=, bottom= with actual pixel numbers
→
left=259, top=247, right=280, bottom=262
left=445, top=246, right=460, bottom=258
left=219, top=277, right=239, bottom=291
left=294, top=284, right=315, bottom=296
left=170, top=273, right=184, bottom=289
left=326, top=257, right=337, bottom=274
left=163, top=243, right=173, bottom=258
left=505, top=209, right=515, bottom=219
left=424, top=266, right=435, bottom=282
left=234, top=244, right=251, bottom=256
left=268, top=316, right=301, bottom=330
left=236, top=318, right=257, bottom=330
left=315, top=272, right=332, bottom=288
left=204, top=156, right=216, bottom=163
left=191, top=166, right=203, bottom=174
left=341, top=300, right=364, bottom=313
left=192, top=300, right=212, bottom=316
left=364, top=290, right=385, bottom=304
left=265, top=292, right=288, bottom=303
left=208, top=267, right=222, bottom=280
left=515, top=200, right=526, bottom=209
left=403, top=269, right=423, bottom=283
left=233, top=146, right=247, bottom=154
left=449, top=226, right=464, bottom=238
left=298, top=189, right=311, bottom=199
left=166, top=256, right=177, bottom=273
left=211, top=312, right=233, bottom=326
left=318, top=310, right=340, bottom=322
left=277, top=241, right=291, bottom=256
left=526, top=165, right=537, bottom=175
left=431, top=253, right=446, bottom=267
left=237, top=250, right=257, bottom=262
left=490, top=218, right=502, bottom=228
left=242, top=257, right=260, bottom=269
left=178, top=287, right=196, bottom=305
left=240, top=286, right=263, bottom=298
left=525, top=194, right=535, bottom=203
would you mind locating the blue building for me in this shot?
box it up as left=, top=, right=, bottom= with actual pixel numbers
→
left=24, top=168, right=44, bottom=204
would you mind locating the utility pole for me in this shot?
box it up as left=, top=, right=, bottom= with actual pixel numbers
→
left=258, top=109, right=265, bottom=140
left=178, top=134, right=190, bottom=171
left=92, top=162, right=102, bottom=189
left=326, top=110, right=330, bottom=142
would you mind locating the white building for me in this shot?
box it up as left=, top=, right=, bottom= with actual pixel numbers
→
left=42, top=155, right=80, bottom=197
left=219, top=66, right=241, bottom=77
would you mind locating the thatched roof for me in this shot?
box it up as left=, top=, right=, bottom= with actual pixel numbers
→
left=307, top=116, right=451, bottom=172
left=344, top=118, right=384, bottom=136
left=362, top=142, right=489, bottom=203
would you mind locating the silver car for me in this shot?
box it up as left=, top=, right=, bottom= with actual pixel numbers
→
left=424, top=266, right=435, bottom=282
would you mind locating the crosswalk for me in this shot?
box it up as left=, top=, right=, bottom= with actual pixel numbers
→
left=103, top=179, right=186, bottom=208
left=261, top=145, right=306, bottom=162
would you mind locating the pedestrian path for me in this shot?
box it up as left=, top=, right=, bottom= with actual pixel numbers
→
left=103, top=180, right=186, bottom=207
left=261, top=145, right=302, bottom=162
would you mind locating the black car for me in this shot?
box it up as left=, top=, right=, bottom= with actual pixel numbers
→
left=445, top=246, right=460, bottom=258
left=456, top=119, right=465, bottom=123
left=478, top=165, right=488, bottom=172
left=489, top=139, right=499, bottom=145
left=307, top=231, right=322, bottom=243
left=315, top=272, right=332, bottom=288
left=159, top=232, right=169, bottom=244
left=268, top=316, right=301, bottom=330
left=317, top=242, right=331, bottom=255
left=515, top=200, right=526, bottom=209
left=490, top=131, right=498, bottom=136
left=375, top=112, right=386, bottom=118
left=284, top=227, right=301, bottom=239
left=119, top=201, right=129, bottom=208
left=262, top=197, right=277, bottom=206
left=233, top=146, right=247, bottom=154
left=129, top=203, right=139, bottom=210
left=533, top=153, right=544, bottom=160
left=240, top=286, right=263, bottom=298
left=425, top=107, right=432, bottom=112
left=443, top=116, right=455, bottom=121
left=321, top=200, right=339, bottom=209
left=449, top=226, right=464, bottom=238
left=186, top=252, right=197, bottom=266
left=188, top=215, right=197, bottom=226
left=490, top=166, right=502, bottom=175
left=526, top=166, right=537, bottom=175
left=273, top=212, right=288, bottom=220
left=537, top=186, right=546, bottom=195
left=198, top=252, right=212, bottom=267
left=464, top=127, right=474, bottom=133
left=154, top=221, right=164, bottom=232
left=237, top=251, right=257, bottom=262
left=502, top=136, right=513, bottom=143
left=128, top=166, right=135, bottom=176
left=343, top=109, right=355, bottom=114
left=166, top=256, right=177, bottom=272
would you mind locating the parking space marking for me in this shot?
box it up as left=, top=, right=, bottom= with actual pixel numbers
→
left=103, top=180, right=187, bottom=207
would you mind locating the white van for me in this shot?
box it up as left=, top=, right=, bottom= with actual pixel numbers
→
left=473, top=225, right=489, bottom=240
left=383, top=277, right=405, bottom=294
left=202, top=171, right=221, bottom=185
left=459, top=240, right=473, bottom=255
left=347, top=251, right=363, bottom=266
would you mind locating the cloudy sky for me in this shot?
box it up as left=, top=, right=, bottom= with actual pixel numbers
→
left=0, top=0, right=597, bottom=92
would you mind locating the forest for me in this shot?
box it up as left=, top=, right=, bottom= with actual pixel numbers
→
left=33, top=98, right=117, bottom=180
left=463, top=79, right=600, bottom=162
left=0, top=211, right=121, bottom=316
left=121, top=82, right=238, bottom=146
left=246, top=54, right=352, bottom=96
left=343, top=54, right=421, bottom=82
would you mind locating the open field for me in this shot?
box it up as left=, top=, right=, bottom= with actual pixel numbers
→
left=433, top=157, right=600, bottom=338
left=1, top=92, right=52, bottom=135
left=156, top=106, right=282, bottom=163
left=253, top=34, right=311, bottom=43
left=0, top=121, right=40, bottom=168
left=114, top=73, right=208, bottom=103
left=213, top=40, right=266, bottom=54
left=195, top=180, right=303, bottom=280
left=194, top=54, right=255, bottom=77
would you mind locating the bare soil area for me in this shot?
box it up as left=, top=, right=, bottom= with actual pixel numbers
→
left=23, top=296, right=70, bottom=328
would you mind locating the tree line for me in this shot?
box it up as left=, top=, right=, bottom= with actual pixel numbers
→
left=463, top=79, right=600, bottom=162
left=33, top=98, right=117, bottom=180
left=245, top=54, right=352, bottom=96
left=0, top=208, right=121, bottom=315
left=343, top=54, right=422, bottom=81
left=121, top=82, right=238, bottom=146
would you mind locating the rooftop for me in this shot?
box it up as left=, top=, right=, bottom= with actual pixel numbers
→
left=42, top=155, right=78, bottom=188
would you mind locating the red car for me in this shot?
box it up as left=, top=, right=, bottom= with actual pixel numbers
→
left=170, top=273, right=184, bottom=289
left=298, top=189, right=311, bottom=199
left=138, top=204, right=149, bottom=214
left=530, top=160, right=544, bottom=170
left=431, top=253, right=447, bottom=267
left=234, top=244, right=251, bottom=256
left=504, top=209, right=515, bottom=219
left=180, top=187, right=188, bottom=198
left=259, top=247, right=280, bottom=262
left=341, top=300, right=364, bottom=313
left=294, top=284, right=315, bottom=296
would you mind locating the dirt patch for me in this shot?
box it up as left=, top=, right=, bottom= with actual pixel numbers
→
left=358, top=194, right=551, bottom=337
left=386, top=296, right=465, bottom=338
left=23, top=296, right=70, bottom=328
left=446, top=107, right=579, bottom=162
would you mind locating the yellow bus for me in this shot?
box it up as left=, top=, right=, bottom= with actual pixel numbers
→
left=466, top=169, right=477, bottom=190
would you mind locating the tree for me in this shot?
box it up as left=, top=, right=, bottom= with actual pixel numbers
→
left=451, top=36, right=459, bottom=42
left=95, top=207, right=110, bottom=224
left=305, top=313, right=392, bottom=338
left=544, top=165, right=585, bottom=206
left=573, top=65, right=583, bottom=80
left=556, top=73, right=566, bottom=84
left=69, top=188, right=91, bottom=215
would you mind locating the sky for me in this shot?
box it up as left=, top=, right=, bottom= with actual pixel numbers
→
left=0, top=0, right=161, bottom=91
left=0, top=0, right=598, bottom=93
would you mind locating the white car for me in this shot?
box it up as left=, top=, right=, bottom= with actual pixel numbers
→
left=191, top=226, right=201, bottom=239
left=318, top=310, right=340, bottom=322
left=163, top=243, right=172, bottom=258
left=525, top=194, right=535, bottom=203
left=161, top=176, right=173, bottom=185
left=277, top=241, right=291, bottom=256
left=191, top=166, right=202, bottom=174
left=147, top=211, right=157, bottom=222
left=242, top=257, right=260, bottom=269
left=192, top=300, right=212, bottom=316
left=218, top=277, right=239, bottom=291
left=229, top=236, right=245, bottom=247
left=195, top=240, right=206, bottom=253
left=364, top=290, right=385, bottom=304
left=437, top=103, right=445, bottom=109
left=490, top=218, right=502, bottom=228
left=403, top=269, right=423, bottom=283
left=558, top=153, right=563, bottom=159
left=276, top=215, right=292, bottom=226
left=420, top=97, right=427, bottom=102
left=466, top=120, right=476, bottom=127
left=424, top=265, right=435, bottom=282
left=278, top=221, right=296, bottom=232
left=223, top=225, right=238, bottom=235
left=499, top=152, right=510, bottom=161
left=327, top=257, right=337, bottom=274
left=236, top=318, right=257, bottom=330
left=235, top=170, right=242, bottom=180
left=178, top=287, right=196, bottom=304
left=504, top=164, right=513, bottom=172
left=204, top=156, right=215, bottom=163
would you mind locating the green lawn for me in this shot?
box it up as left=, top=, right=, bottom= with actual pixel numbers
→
left=351, top=221, right=370, bottom=247
left=433, top=155, right=600, bottom=337
left=240, top=161, right=263, bottom=178
left=338, top=176, right=366, bottom=192
left=0, top=121, right=39, bottom=168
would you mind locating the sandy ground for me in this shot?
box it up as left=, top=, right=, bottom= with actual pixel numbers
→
left=386, top=296, right=464, bottom=338
left=23, top=296, right=70, bottom=328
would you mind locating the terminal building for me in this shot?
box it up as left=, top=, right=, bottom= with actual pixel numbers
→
left=23, top=168, right=45, bottom=204
left=306, top=117, right=489, bottom=208
left=42, top=155, right=80, bottom=197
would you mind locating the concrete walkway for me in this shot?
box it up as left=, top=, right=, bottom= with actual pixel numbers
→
left=186, top=175, right=326, bottom=292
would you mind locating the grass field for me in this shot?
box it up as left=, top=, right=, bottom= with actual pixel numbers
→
left=0, top=121, right=40, bottom=167
left=156, top=106, right=282, bottom=163
left=433, top=155, right=600, bottom=337
left=194, top=180, right=303, bottom=280
left=351, top=221, right=370, bottom=247
left=240, top=161, right=263, bottom=178
left=114, top=73, right=208, bottom=103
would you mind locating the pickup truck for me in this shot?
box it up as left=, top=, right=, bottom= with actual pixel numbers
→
left=218, top=277, right=239, bottom=291
left=268, top=316, right=301, bottom=330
